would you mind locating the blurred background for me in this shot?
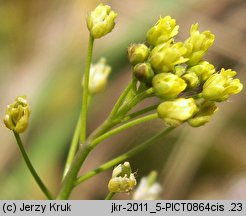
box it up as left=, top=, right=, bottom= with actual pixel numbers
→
left=0, top=0, right=245, bottom=199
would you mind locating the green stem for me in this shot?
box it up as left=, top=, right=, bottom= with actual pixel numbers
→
left=90, top=80, right=150, bottom=140
left=74, top=127, right=174, bottom=186
left=117, top=87, right=154, bottom=117
left=57, top=143, right=91, bottom=199
left=105, top=192, right=116, bottom=200
left=57, top=114, right=158, bottom=199
left=109, top=80, right=134, bottom=118
left=13, top=132, right=53, bottom=200
left=57, top=82, right=154, bottom=199
left=80, top=35, right=94, bottom=143
left=122, top=104, right=159, bottom=122
left=86, top=84, right=153, bottom=142
left=63, top=95, right=93, bottom=179
left=89, top=113, right=158, bottom=149
left=62, top=117, right=81, bottom=179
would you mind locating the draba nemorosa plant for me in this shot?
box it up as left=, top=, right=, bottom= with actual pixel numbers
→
left=3, top=3, right=243, bottom=200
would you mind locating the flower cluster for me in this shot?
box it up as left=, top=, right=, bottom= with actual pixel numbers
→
left=128, top=16, right=243, bottom=127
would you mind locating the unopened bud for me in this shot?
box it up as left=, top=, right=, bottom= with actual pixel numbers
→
left=152, top=73, right=187, bottom=99
left=174, top=65, right=187, bottom=77
left=133, top=63, right=154, bottom=84
left=3, top=96, right=30, bottom=133
left=150, top=40, right=188, bottom=73
left=83, top=58, right=111, bottom=94
left=112, top=162, right=131, bottom=178
left=157, top=98, right=198, bottom=126
left=127, top=44, right=149, bottom=66
left=188, top=100, right=218, bottom=127
left=187, top=61, right=215, bottom=82
left=87, top=3, right=117, bottom=39
left=108, top=162, right=136, bottom=193
left=182, top=72, right=199, bottom=89
left=108, top=174, right=137, bottom=193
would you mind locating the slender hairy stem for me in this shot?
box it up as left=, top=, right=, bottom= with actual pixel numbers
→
left=122, top=104, right=159, bottom=122
left=74, top=127, right=174, bottom=186
left=105, top=192, right=116, bottom=200
left=13, top=132, right=53, bottom=200
left=62, top=117, right=81, bottom=179
left=80, top=35, right=94, bottom=143
left=90, top=113, right=159, bottom=149
left=109, top=80, right=134, bottom=118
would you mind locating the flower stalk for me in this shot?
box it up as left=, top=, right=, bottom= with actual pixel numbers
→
left=105, top=192, right=116, bottom=200
left=80, top=35, right=94, bottom=143
left=74, top=127, right=174, bottom=186
left=63, top=117, right=81, bottom=179
left=13, top=132, right=53, bottom=200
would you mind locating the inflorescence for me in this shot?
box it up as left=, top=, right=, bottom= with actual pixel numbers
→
left=128, top=16, right=243, bottom=127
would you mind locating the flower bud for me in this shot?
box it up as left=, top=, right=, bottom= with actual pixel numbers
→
left=83, top=58, right=111, bottom=94
left=133, top=171, right=162, bottom=200
left=184, top=23, right=215, bottom=66
left=187, top=61, right=215, bottom=82
left=133, top=63, right=154, bottom=84
left=127, top=44, right=149, bottom=66
left=150, top=40, right=188, bottom=73
left=188, top=100, right=218, bottom=127
left=182, top=72, right=199, bottom=89
left=87, top=3, right=117, bottom=39
left=174, top=65, right=187, bottom=77
left=108, top=162, right=137, bottom=193
left=152, top=73, right=187, bottom=99
left=146, top=16, right=179, bottom=46
left=157, top=98, right=198, bottom=126
left=112, top=162, right=132, bottom=178
left=202, top=68, right=243, bottom=101
left=3, top=96, right=30, bottom=133
left=108, top=174, right=137, bottom=193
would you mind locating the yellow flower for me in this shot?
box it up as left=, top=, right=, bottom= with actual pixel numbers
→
left=182, top=72, right=199, bottom=89
left=150, top=40, right=188, bottom=72
left=184, top=23, right=215, bottom=66
left=146, top=16, right=179, bottom=46
left=157, top=98, right=198, bottom=126
left=188, top=100, right=218, bottom=127
left=3, top=96, right=30, bottom=133
left=152, top=73, right=187, bottom=99
left=87, top=3, right=117, bottom=39
left=202, top=68, right=243, bottom=101
left=187, top=61, right=215, bottom=82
